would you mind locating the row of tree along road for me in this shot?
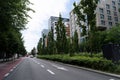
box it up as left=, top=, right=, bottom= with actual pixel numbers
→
left=0, top=0, right=33, bottom=61
left=37, top=0, right=120, bottom=62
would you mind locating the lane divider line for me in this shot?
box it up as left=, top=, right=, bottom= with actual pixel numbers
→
left=10, top=69, right=13, bottom=72
left=47, top=69, right=55, bottom=75
left=52, top=64, right=68, bottom=71
left=41, top=65, right=45, bottom=68
left=109, top=79, right=115, bottom=80
left=4, top=73, right=9, bottom=77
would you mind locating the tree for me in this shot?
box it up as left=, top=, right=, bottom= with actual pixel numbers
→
left=73, top=0, right=98, bottom=54
left=56, top=14, right=67, bottom=54
left=73, top=2, right=87, bottom=36
left=37, top=38, right=43, bottom=54
left=47, top=30, right=56, bottom=54
left=0, top=0, right=33, bottom=59
left=105, top=25, right=120, bottom=44
left=73, top=30, right=79, bottom=53
left=42, top=33, right=46, bottom=54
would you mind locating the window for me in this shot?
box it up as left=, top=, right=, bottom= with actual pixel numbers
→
left=107, top=10, right=111, bottom=15
left=108, top=16, right=112, bottom=20
left=100, top=14, right=104, bottom=19
left=118, top=3, right=120, bottom=6
left=112, top=1, right=115, bottom=5
left=115, top=17, right=118, bottom=21
left=113, top=6, right=116, bottom=11
left=98, top=0, right=101, bottom=3
left=114, top=12, right=117, bottom=16
left=54, top=22, right=57, bottom=26
left=99, top=8, right=104, bottom=13
left=115, top=23, right=118, bottom=25
left=101, top=20, right=105, bottom=25
left=106, top=4, right=110, bottom=9
left=108, top=22, right=113, bottom=26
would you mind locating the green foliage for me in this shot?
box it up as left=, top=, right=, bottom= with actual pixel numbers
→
left=73, top=30, right=79, bottom=53
left=37, top=38, right=43, bottom=54
left=73, top=0, right=98, bottom=54
left=105, top=25, right=120, bottom=44
left=79, top=25, right=120, bottom=53
left=56, top=14, right=67, bottom=54
left=73, top=2, right=86, bottom=36
left=38, top=54, right=120, bottom=74
left=0, top=0, right=32, bottom=59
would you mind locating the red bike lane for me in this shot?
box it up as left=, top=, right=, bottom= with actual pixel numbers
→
left=0, top=57, right=24, bottom=80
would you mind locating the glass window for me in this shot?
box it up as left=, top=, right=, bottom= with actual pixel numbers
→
left=108, top=16, right=112, bottom=20
left=98, top=0, right=101, bottom=3
left=99, top=8, right=104, bottom=13
left=118, top=3, right=120, bottom=6
left=115, top=17, right=118, bottom=21
left=108, top=22, right=113, bottom=26
left=113, top=6, right=116, bottom=11
left=101, top=20, right=105, bottom=25
left=112, top=1, right=115, bottom=5
left=115, top=23, right=118, bottom=25
left=107, top=10, right=111, bottom=15
left=114, top=12, right=117, bottom=16
left=100, top=14, right=104, bottom=19
left=106, top=4, right=110, bottom=9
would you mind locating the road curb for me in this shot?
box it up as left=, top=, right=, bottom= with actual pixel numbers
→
left=41, top=59, right=120, bottom=79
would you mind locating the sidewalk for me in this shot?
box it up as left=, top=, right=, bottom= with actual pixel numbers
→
left=0, top=57, right=23, bottom=80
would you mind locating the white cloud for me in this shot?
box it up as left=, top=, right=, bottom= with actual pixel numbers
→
left=22, top=0, right=79, bottom=52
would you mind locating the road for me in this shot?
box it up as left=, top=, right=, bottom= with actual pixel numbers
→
left=3, top=57, right=120, bottom=80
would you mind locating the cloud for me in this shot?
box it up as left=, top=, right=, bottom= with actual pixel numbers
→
left=22, top=0, right=70, bottom=52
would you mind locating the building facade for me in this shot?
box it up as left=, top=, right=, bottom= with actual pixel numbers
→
left=70, top=0, right=120, bottom=43
left=70, top=11, right=81, bottom=43
left=48, top=16, right=70, bottom=40
left=96, top=0, right=120, bottom=30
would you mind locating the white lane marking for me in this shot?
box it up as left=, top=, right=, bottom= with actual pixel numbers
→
left=47, top=69, right=55, bottom=75
left=41, top=65, right=45, bottom=68
left=37, top=63, right=40, bottom=64
left=10, top=69, right=13, bottom=72
left=109, top=79, right=115, bottom=80
left=52, top=64, right=68, bottom=71
left=13, top=66, right=16, bottom=69
left=57, top=67, right=68, bottom=71
left=32, top=59, right=39, bottom=64
left=4, top=73, right=9, bottom=77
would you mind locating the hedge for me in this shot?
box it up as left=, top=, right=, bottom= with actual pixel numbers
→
left=38, top=54, right=119, bottom=74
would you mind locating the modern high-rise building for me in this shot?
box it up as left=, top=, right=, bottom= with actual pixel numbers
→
left=70, top=11, right=81, bottom=43
left=70, top=0, right=120, bottom=43
left=48, top=16, right=70, bottom=40
left=96, top=0, right=120, bottom=30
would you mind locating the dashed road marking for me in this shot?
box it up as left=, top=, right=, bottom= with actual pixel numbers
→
left=13, top=66, right=16, bottom=69
left=4, top=73, right=9, bottom=77
left=52, top=64, right=68, bottom=71
left=41, top=65, right=45, bottom=68
left=10, top=69, right=13, bottom=72
left=57, top=67, right=68, bottom=71
left=47, top=69, right=55, bottom=75
left=109, top=79, right=115, bottom=80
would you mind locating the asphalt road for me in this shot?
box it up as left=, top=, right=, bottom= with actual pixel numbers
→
left=3, top=57, right=120, bottom=80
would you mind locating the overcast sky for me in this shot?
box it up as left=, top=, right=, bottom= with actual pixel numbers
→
left=21, top=0, right=79, bottom=52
